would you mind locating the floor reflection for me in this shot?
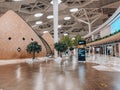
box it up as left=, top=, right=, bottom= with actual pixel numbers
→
left=16, top=65, right=21, bottom=81
left=0, top=58, right=120, bottom=90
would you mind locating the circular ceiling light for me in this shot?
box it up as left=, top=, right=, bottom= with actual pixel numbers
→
left=47, top=15, right=53, bottom=19
left=34, top=13, right=43, bottom=17
left=43, top=31, right=48, bottom=34
left=64, top=16, right=71, bottom=20
left=70, top=8, right=78, bottom=12
left=12, top=0, right=23, bottom=1
left=58, top=25, right=62, bottom=28
left=64, top=33, right=68, bottom=36
left=35, top=21, right=42, bottom=25
left=50, top=0, right=62, bottom=4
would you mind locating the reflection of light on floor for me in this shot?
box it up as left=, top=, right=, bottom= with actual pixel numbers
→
left=57, top=75, right=64, bottom=85
left=72, top=62, right=77, bottom=70
left=65, top=72, right=74, bottom=90
left=16, top=65, right=21, bottom=81
left=93, top=65, right=120, bottom=72
left=78, top=65, right=85, bottom=82
left=34, top=66, right=44, bottom=90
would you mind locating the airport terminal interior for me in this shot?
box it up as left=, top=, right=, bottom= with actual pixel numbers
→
left=0, top=0, right=120, bottom=90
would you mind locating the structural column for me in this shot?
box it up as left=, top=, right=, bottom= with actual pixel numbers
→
left=53, top=0, right=58, bottom=58
left=88, top=23, right=91, bottom=33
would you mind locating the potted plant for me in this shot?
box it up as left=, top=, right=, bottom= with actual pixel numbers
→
left=26, top=41, right=42, bottom=60
left=54, top=42, right=68, bottom=57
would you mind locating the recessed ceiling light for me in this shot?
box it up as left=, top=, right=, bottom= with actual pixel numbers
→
left=58, top=25, right=62, bottom=28
left=64, top=16, right=71, bottom=20
left=12, top=0, right=23, bottom=1
left=34, top=13, right=43, bottom=17
left=35, top=21, right=42, bottom=25
left=43, top=31, right=48, bottom=33
left=70, top=8, right=78, bottom=12
left=64, top=33, right=68, bottom=36
left=47, top=15, right=53, bottom=19
left=50, top=0, right=62, bottom=4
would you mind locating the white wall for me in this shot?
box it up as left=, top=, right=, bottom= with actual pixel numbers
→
left=119, top=43, right=120, bottom=57
left=100, top=25, right=111, bottom=38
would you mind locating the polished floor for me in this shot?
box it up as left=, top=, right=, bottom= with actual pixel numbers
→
left=0, top=55, right=120, bottom=90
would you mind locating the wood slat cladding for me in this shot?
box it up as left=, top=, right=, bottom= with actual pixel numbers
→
left=87, top=33, right=120, bottom=46
left=0, top=10, right=46, bottom=59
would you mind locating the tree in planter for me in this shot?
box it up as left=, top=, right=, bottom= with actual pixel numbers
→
left=60, top=36, right=73, bottom=55
left=54, top=42, right=68, bottom=57
left=73, top=34, right=82, bottom=47
left=60, top=36, right=73, bottom=48
left=26, top=41, right=42, bottom=60
left=69, top=47, right=74, bottom=51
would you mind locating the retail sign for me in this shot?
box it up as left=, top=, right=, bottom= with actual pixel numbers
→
left=78, top=40, right=86, bottom=61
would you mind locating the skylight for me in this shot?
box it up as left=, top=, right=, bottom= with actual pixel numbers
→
left=70, top=8, right=78, bottom=12
left=64, top=16, right=71, bottom=20
left=34, top=13, right=43, bottom=17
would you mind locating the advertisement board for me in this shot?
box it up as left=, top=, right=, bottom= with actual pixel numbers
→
left=78, top=40, right=86, bottom=61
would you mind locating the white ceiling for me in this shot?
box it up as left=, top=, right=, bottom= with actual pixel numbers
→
left=0, top=0, right=120, bottom=38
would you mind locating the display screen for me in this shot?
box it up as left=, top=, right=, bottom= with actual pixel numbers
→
left=78, top=40, right=86, bottom=45
left=78, top=48, right=86, bottom=61
left=111, top=17, right=120, bottom=33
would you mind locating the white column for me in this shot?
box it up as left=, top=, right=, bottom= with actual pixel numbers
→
left=53, top=0, right=58, bottom=58
left=92, top=35, right=94, bottom=41
left=88, top=23, right=91, bottom=33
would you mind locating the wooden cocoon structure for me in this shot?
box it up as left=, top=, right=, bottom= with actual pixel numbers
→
left=42, top=32, right=54, bottom=53
left=0, top=10, right=46, bottom=59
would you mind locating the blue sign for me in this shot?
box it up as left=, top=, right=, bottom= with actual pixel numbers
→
left=78, top=40, right=86, bottom=45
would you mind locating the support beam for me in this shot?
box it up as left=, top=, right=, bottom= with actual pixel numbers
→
left=88, top=23, right=91, bottom=33
left=53, top=0, right=58, bottom=58
left=78, top=19, right=91, bottom=33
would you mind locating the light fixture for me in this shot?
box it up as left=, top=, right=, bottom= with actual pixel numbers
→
left=50, top=0, right=62, bottom=4
left=12, top=0, right=23, bottom=1
left=64, top=33, right=68, bottom=36
left=70, top=8, right=78, bottom=12
left=43, top=31, right=48, bottom=33
left=35, top=21, right=42, bottom=25
left=47, top=15, right=53, bottom=19
left=72, top=37, right=75, bottom=40
left=58, top=25, right=62, bottom=28
left=34, top=13, right=43, bottom=17
left=64, top=16, right=71, bottom=20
